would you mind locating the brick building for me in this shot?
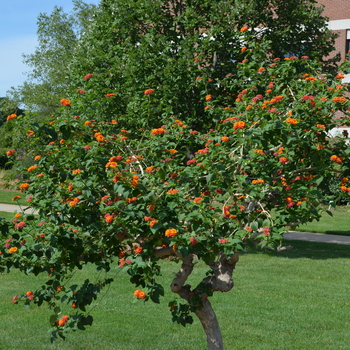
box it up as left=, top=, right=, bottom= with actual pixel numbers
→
left=318, top=0, right=350, bottom=62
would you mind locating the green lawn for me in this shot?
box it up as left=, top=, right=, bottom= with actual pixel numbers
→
left=0, top=240, right=349, bottom=350
left=297, top=207, right=350, bottom=236
left=0, top=189, right=27, bottom=206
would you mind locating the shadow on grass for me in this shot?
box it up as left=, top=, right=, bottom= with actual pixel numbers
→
left=245, top=239, right=350, bottom=260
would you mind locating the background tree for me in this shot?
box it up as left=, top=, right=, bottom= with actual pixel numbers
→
left=1, top=1, right=349, bottom=350
left=6, top=0, right=97, bottom=118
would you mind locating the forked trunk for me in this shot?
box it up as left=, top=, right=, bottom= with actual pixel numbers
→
left=195, top=298, right=223, bottom=350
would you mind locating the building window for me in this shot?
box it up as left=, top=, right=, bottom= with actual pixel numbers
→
left=347, top=30, right=350, bottom=59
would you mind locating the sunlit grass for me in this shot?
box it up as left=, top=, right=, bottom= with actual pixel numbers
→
left=297, top=207, right=350, bottom=236
left=0, top=240, right=349, bottom=350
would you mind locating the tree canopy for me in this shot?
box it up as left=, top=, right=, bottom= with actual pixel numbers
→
left=1, top=1, right=350, bottom=349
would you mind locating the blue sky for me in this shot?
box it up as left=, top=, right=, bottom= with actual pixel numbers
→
left=0, top=0, right=99, bottom=97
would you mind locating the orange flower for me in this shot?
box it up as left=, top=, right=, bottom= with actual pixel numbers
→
left=205, top=94, right=212, bottom=101
left=169, top=149, right=178, bottom=154
left=134, top=246, right=143, bottom=254
left=240, top=26, right=248, bottom=32
left=258, top=67, right=265, bottom=73
left=134, top=290, right=147, bottom=299
left=72, top=169, right=82, bottom=175
left=330, top=155, right=342, bottom=163
left=8, top=247, right=18, bottom=254
left=165, top=228, right=178, bottom=237
left=19, top=183, right=29, bottom=191
left=241, top=46, right=247, bottom=53
left=316, top=124, right=326, bottom=130
left=253, top=149, right=264, bottom=155
left=233, top=121, right=246, bottom=130
left=167, top=189, right=180, bottom=195
left=60, top=99, right=71, bottom=106
left=221, top=136, right=229, bottom=142
left=252, top=179, right=265, bottom=184
left=6, top=149, right=15, bottom=156
left=286, top=118, right=298, bottom=125
left=14, top=213, right=21, bottom=219
left=144, top=89, right=155, bottom=95
left=193, top=197, right=203, bottom=204
left=6, top=114, right=17, bottom=121
left=34, top=155, right=42, bottom=161
left=332, top=96, right=346, bottom=103
left=105, top=93, right=115, bottom=97
left=12, top=195, right=21, bottom=201
left=27, top=165, right=38, bottom=172
left=150, top=128, right=165, bottom=135
left=149, top=220, right=157, bottom=227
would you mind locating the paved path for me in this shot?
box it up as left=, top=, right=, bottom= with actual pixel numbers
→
left=0, top=203, right=37, bottom=214
left=284, top=231, right=350, bottom=245
left=1, top=203, right=350, bottom=245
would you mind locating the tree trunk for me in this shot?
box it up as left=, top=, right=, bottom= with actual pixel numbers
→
left=195, top=298, right=223, bottom=350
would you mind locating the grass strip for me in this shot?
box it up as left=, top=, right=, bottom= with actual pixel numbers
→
left=0, top=240, right=349, bottom=350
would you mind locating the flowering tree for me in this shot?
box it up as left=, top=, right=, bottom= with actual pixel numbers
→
left=2, top=2, right=350, bottom=350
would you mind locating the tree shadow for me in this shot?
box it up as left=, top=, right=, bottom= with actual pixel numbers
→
left=323, top=230, right=350, bottom=236
left=244, top=239, right=350, bottom=260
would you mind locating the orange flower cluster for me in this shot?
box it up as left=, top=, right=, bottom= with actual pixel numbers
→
left=6, top=149, right=15, bottom=156
left=233, top=121, right=246, bottom=130
left=144, top=88, right=155, bottom=95
left=332, top=96, right=346, bottom=103
left=72, top=169, right=82, bottom=175
left=94, top=132, right=105, bottom=142
left=174, top=119, right=186, bottom=128
left=19, top=183, right=29, bottom=191
left=58, top=315, right=69, bottom=327
left=134, top=290, right=147, bottom=299
left=205, top=94, right=212, bottom=101
left=145, top=166, right=155, bottom=174
left=6, top=114, right=17, bottom=121
left=258, top=67, right=265, bottom=73
left=130, top=175, right=139, bottom=187
left=134, top=246, right=143, bottom=254
left=60, top=99, right=71, bottom=106
left=240, top=26, right=248, bottom=32
left=105, top=161, right=117, bottom=168
left=165, top=228, right=178, bottom=237
left=8, top=247, right=18, bottom=254
left=12, top=195, right=21, bottom=201
left=27, top=165, right=38, bottom=172
left=167, top=189, right=180, bottom=195
left=286, top=118, right=298, bottom=125
left=316, top=124, right=326, bottom=130
left=330, top=155, right=342, bottom=163
left=69, top=198, right=80, bottom=207
left=218, top=238, right=229, bottom=244
left=223, top=205, right=236, bottom=219
left=193, top=197, right=203, bottom=204
left=252, top=179, right=265, bottom=184
left=150, top=128, right=165, bottom=135
left=279, top=157, right=289, bottom=164
left=221, top=136, right=229, bottom=142
left=253, top=149, right=264, bottom=155
left=84, top=73, right=93, bottom=81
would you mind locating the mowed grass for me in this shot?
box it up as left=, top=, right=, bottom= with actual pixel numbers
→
left=297, top=207, right=350, bottom=236
left=0, top=240, right=349, bottom=350
left=0, top=189, right=27, bottom=206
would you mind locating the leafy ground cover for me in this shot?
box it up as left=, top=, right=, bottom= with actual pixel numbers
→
left=0, top=240, right=349, bottom=350
left=297, top=206, right=350, bottom=236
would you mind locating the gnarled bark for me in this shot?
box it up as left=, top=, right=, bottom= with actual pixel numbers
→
left=170, top=252, right=240, bottom=350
